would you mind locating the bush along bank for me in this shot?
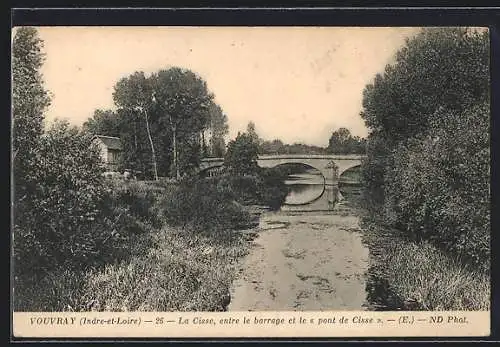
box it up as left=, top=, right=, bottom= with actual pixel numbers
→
left=358, top=28, right=490, bottom=311
left=15, top=177, right=259, bottom=312
left=15, top=167, right=288, bottom=312
left=213, top=166, right=290, bottom=211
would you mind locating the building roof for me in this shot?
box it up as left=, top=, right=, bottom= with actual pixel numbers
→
left=95, top=135, right=122, bottom=150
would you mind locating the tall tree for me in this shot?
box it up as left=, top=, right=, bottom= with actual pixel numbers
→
left=82, top=109, right=121, bottom=137
left=359, top=27, right=490, bottom=263
left=152, top=68, right=213, bottom=179
left=12, top=27, right=51, bottom=207
left=115, top=107, right=154, bottom=177
left=88, top=68, right=218, bottom=179
left=11, top=28, right=118, bottom=284
left=112, top=72, right=159, bottom=180
left=360, top=27, right=489, bottom=143
left=224, top=132, right=259, bottom=176
left=246, top=121, right=260, bottom=145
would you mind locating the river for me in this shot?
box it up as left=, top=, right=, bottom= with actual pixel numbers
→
left=228, top=168, right=372, bottom=311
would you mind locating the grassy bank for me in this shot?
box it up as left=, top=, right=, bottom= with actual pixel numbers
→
left=14, top=175, right=269, bottom=312
left=360, top=216, right=490, bottom=311
left=17, top=226, right=250, bottom=312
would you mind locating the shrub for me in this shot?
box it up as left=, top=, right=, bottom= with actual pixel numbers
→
left=224, top=132, right=259, bottom=176
left=382, top=103, right=490, bottom=270
left=102, top=180, right=163, bottom=232
left=360, top=131, right=393, bottom=216
left=13, top=122, right=164, bottom=286
left=159, top=177, right=253, bottom=234
left=216, top=174, right=261, bottom=205
left=214, top=167, right=289, bottom=211
left=258, top=167, right=289, bottom=210
left=13, top=121, right=109, bottom=274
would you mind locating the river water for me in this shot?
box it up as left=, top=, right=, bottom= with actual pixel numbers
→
left=283, top=170, right=325, bottom=206
left=228, top=168, right=372, bottom=311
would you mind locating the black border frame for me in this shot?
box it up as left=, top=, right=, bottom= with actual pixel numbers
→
left=8, top=5, right=500, bottom=345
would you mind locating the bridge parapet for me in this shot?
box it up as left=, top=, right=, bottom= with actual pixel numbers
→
left=257, top=154, right=366, bottom=161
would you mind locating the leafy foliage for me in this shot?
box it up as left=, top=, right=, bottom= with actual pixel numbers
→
left=224, top=132, right=259, bottom=176
left=360, top=27, right=490, bottom=268
left=384, top=104, right=490, bottom=268
left=361, top=28, right=489, bottom=142
left=159, top=178, right=254, bottom=234
left=327, top=128, right=366, bottom=154
left=151, top=68, right=213, bottom=178
left=222, top=124, right=292, bottom=210
left=14, top=121, right=108, bottom=271
left=204, top=103, right=229, bottom=157
left=12, top=27, right=51, bottom=208
left=82, top=109, right=122, bottom=138
left=12, top=30, right=159, bottom=310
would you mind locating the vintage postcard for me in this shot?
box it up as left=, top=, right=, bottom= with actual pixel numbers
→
left=11, top=25, right=490, bottom=339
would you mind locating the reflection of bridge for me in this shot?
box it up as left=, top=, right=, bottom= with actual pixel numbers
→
left=200, top=154, right=365, bottom=185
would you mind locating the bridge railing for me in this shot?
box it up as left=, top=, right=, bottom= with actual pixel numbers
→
left=200, top=154, right=366, bottom=162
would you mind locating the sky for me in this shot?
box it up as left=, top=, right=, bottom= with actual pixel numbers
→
left=33, top=26, right=420, bottom=147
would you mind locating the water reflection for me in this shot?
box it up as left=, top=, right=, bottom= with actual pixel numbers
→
left=279, top=165, right=362, bottom=209
left=283, top=169, right=325, bottom=205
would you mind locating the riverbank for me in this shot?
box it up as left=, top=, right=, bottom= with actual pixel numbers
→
left=359, top=213, right=490, bottom=311
left=17, top=224, right=253, bottom=312
left=14, top=178, right=264, bottom=312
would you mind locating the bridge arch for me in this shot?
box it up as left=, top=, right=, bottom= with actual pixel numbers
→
left=339, top=164, right=362, bottom=180
left=257, top=156, right=339, bottom=186
left=262, top=161, right=326, bottom=181
left=270, top=162, right=326, bottom=206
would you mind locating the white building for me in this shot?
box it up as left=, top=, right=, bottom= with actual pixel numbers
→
left=93, top=135, right=122, bottom=172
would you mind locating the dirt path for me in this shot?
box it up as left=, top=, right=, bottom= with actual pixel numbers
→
left=228, top=207, right=370, bottom=311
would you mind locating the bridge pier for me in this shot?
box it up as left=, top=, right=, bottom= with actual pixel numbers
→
left=324, top=182, right=343, bottom=205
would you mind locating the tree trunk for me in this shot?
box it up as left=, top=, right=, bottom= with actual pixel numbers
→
left=173, top=126, right=180, bottom=180
left=133, top=120, right=138, bottom=151
left=144, top=108, right=159, bottom=181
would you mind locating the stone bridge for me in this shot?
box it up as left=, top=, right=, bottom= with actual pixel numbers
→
left=199, top=154, right=365, bottom=185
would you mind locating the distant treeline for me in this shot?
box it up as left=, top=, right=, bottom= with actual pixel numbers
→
left=259, top=139, right=328, bottom=155
left=245, top=122, right=366, bottom=156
